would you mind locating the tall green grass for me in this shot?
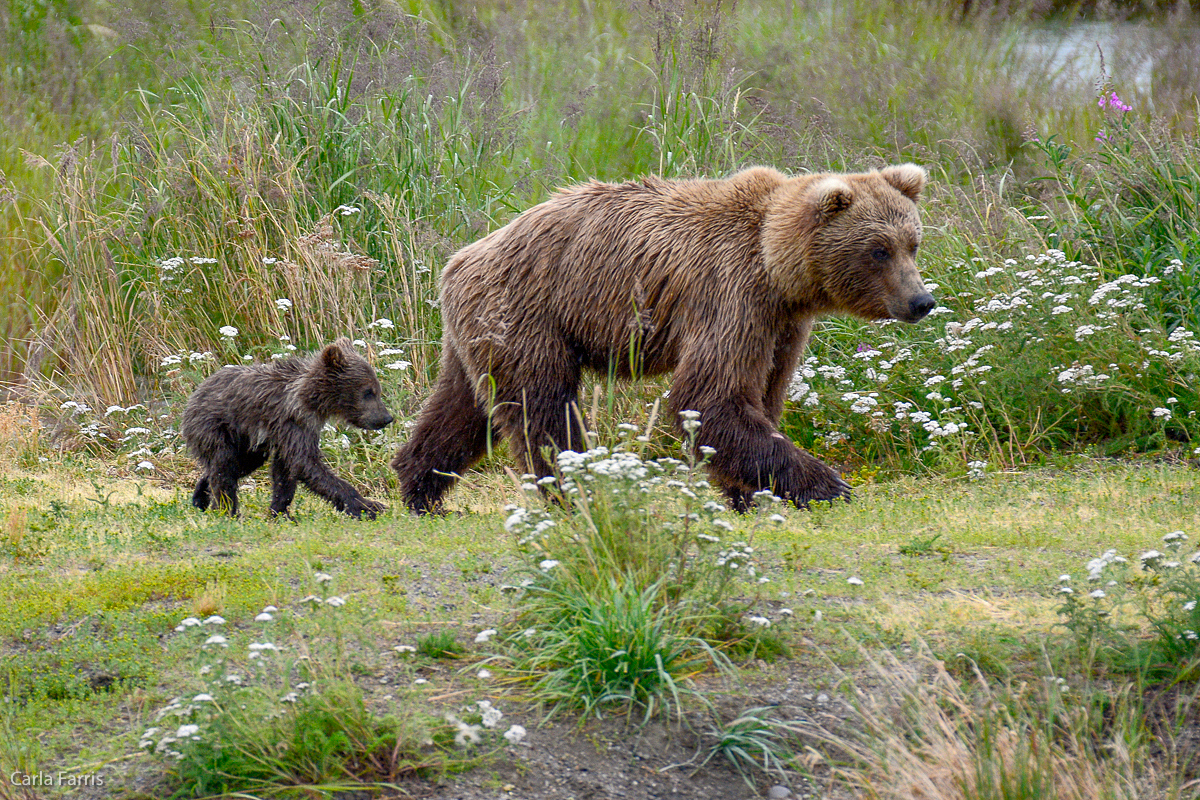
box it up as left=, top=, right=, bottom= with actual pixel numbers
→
left=2, top=0, right=1199, bottom=470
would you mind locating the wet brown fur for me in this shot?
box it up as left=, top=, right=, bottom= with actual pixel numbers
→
left=182, top=338, right=394, bottom=519
left=392, top=165, right=932, bottom=513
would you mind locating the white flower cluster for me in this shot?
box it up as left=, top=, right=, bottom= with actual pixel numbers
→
left=160, top=350, right=214, bottom=368
left=1055, top=362, right=1112, bottom=390
left=1088, top=274, right=1159, bottom=309
left=1085, top=548, right=1128, bottom=581
left=784, top=246, right=1200, bottom=462
left=445, top=701, right=525, bottom=748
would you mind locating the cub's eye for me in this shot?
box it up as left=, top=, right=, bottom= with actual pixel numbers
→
left=363, top=389, right=375, bottom=401
left=871, top=247, right=890, bottom=262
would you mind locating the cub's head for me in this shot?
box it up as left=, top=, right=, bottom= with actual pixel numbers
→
left=762, top=163, right=934, bottom=324
left=307, top=338, right=394, bottom=430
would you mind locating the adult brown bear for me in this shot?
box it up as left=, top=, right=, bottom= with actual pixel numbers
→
left=393, top=165, right=933, bottom=513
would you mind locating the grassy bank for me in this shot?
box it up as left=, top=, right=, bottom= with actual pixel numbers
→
left=1, top=433, right=1198, bottom=796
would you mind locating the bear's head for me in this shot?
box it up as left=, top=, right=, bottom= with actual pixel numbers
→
left=306, top=338, right=395, bottom=430
left=761, top=164, right=934, bottom=324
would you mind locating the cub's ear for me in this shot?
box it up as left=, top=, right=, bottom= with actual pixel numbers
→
left=319, top=339, right=352, bottom=370
left=810, top=176, right=854, bottom=222
left=879, top=163, right=927, bottom=202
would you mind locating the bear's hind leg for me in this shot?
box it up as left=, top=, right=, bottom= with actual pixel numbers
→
left=492, top=373, right=587, bottom=481
left=392, top=351, right=491, bottom=515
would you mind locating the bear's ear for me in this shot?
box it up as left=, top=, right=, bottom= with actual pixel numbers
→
left=879, top=163, right=927, bottom=202
left=810, top=177, right=854, bottom=222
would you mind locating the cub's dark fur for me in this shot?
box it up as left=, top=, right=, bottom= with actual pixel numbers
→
left=181, top=338, right=393, bottom=519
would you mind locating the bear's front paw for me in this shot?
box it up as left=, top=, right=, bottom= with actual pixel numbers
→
left=783, top=462, right=852, bottom=509
left=346, top=497, right=387, bottom=520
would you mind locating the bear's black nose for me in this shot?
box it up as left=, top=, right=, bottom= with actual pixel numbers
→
left=909, top=293, right=935, bottom=320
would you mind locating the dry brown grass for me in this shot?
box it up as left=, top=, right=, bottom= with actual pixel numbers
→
left=803, top=647, right=1147, bottom=800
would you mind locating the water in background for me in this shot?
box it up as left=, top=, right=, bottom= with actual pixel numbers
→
left=1012, top=18, right=1199, bottom=113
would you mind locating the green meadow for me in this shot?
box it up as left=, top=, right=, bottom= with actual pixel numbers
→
left=2, top=0, right=1200, bottom=797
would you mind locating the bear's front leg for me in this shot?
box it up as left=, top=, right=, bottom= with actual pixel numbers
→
left=268, top=458, right=299, bottom=520
left=680, top=396, right=851, bottom=511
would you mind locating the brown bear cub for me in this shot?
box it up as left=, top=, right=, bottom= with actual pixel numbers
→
left=182, top=338, right=393, bottom=519
left=392, top=164, right=934, bottom=514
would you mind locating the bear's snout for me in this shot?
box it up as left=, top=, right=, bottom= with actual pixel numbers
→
left=908, top=293, right=935, bottom=322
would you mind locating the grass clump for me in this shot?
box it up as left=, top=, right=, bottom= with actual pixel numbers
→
left=512, top=578, right=721, bottom=722
left=700, top=705, right=806, bottom=789
left=415, top=629, right=465, bottom=660
left=500, top=417, right=788, bottom=721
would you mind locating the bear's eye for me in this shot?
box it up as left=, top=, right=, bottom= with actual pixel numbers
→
left=363, top=389, right=375, bottom=401
left=871, top=247, right=890, bottom=263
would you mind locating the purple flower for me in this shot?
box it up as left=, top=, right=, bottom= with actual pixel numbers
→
left=1097, top=91, right=1132, bottom=114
